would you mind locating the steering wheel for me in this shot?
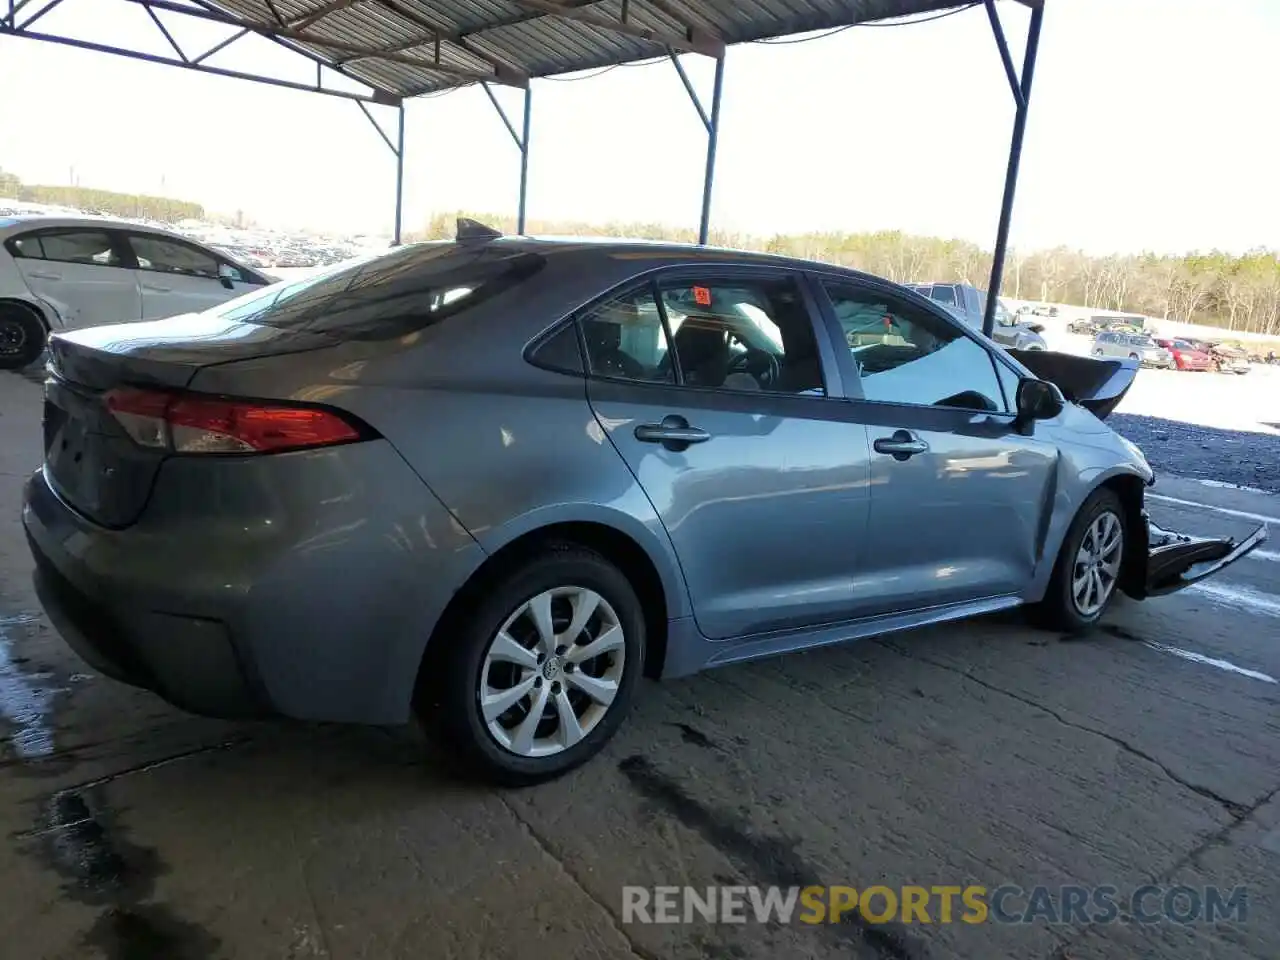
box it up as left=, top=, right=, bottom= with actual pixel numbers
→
left=727, top=347, right=780, bottom=388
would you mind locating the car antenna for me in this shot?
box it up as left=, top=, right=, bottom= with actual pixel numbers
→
left=456, top=218, right=502, bottom=243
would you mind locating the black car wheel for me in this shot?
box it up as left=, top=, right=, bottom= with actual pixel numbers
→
left=1032, top=488, right=1127, bottom=633
left=420, top=543, right=646, bottom=786
left=0, top=303, right=47, bottom=370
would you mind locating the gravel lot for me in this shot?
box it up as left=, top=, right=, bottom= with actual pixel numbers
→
left=1041, top=330, right=1280, bottom=493
left=0, top=356, right=1277, bottom=960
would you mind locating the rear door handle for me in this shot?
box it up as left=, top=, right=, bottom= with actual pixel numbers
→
left=28, top=270, right=61, bottom=281
left=873, top=431, right=929, bottom=460
left=634, top=415, right=711, bottom=447
left=142, top=284, right=173, bottom=293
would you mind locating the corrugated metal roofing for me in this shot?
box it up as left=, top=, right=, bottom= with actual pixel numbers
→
left=199, top=0, right=976, bottom=100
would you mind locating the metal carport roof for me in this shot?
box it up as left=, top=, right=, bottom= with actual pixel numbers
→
left=0, top=0, right=1046, bottom=335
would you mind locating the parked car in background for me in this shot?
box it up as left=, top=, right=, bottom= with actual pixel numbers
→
left=23, top=224, right=1266, bottom=783
left=1154, top=338, right=1214, bottom=371
left=0, top=215, right=273, bottom=369
left=1207, top=342, right=1251, bottom=375
left=905, top=282, right=1047, bottom=351
left=1092, top=329, right=1173, bottom=368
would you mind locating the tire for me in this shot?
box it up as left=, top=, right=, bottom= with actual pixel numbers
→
left=1032, top=488, right=1127, bottom=632
left=0, top=303, right=47, bottom=370
left=1127, top=352, right=1140, bottom=361
left=420, top=544, right=646, bottom=786
left=1092, top=348, right=1104, bottom=357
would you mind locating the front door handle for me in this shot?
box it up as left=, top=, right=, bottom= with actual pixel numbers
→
left=874, top=430, right=929, bottom=460
left=27, top=270, right=61, bottom=281
left=635, top=415, right=710, bottom=448
left=142, top=284, right=173, bottom=293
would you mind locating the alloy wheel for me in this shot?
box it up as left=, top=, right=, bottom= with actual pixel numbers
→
left=479, top=586, right=626, bottom=758
left=1072, top=511, right=1123, bottom=617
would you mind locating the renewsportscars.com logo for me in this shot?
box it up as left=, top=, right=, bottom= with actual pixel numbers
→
left=621, top=885, right=1248, bottom=926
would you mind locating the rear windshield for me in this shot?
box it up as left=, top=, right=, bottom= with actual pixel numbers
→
left=207, top=241, right=544, bottom=339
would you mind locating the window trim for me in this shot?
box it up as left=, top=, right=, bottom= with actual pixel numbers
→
left=4, top=227, right=130, bottom=269
left=810, top=272, right=1016, bottom=417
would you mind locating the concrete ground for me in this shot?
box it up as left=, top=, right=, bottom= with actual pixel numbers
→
left=0, top=368, right=1277, bottom=960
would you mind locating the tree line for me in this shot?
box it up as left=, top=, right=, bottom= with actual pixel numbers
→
left=419, top=211, right=1280, bottom=337
left=0, top=168, right=204, bottom=224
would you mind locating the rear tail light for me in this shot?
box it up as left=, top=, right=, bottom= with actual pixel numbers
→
left=105, top=387, right=366, bottom=454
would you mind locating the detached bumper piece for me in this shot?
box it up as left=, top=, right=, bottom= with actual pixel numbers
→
left=1139, top=518, right=1268, bottom=598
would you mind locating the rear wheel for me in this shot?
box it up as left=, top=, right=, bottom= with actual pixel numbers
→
left=421, top=545, right=645, bottom=785
left=0, top=303, right=46, bottom=370
left=1032, top=488, right=1126, bottom=632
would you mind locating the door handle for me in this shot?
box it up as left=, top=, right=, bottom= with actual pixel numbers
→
left=634, top=415, right=711, bottom=448
left=873, top=431, right=929, bottom=460
left=28, top=271, right=61, bottom=281
left=142, top=284, right=173, bottom=293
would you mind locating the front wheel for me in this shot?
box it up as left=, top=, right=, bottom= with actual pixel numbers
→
left=0, top=303, right=47, bottom=370
left=1032, top=488, right=1126, bottom=632
left=421, top=545, right=646, bottom=785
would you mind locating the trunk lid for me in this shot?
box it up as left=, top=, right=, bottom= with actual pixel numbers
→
left=42, top=315, right=334, bottom=528
left=1007, top=350, right=1138, bottom=420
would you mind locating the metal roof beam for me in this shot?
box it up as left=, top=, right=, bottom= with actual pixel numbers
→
left=289, top=0, right=361, bottom=31
left=511, top=0, right=724, bottom=57
left=372, top=0, right=528, bottom=85
left=126, top=0, right=506, bottom=84
left=0, top=24, right=396, bottom=103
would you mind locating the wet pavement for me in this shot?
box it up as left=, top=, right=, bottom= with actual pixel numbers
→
left=1, top=369, right=1278, bottom=960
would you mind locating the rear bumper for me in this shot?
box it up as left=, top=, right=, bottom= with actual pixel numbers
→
left=28, top=526, right=265, bottom=717
left=22, top=440, right=485, bottom=725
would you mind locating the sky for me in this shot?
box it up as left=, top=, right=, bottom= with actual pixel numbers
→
left=1, top=0, right=1277, bottom=256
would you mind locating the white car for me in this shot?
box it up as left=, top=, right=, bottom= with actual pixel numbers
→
left=0, top=215, right=272, bottom=369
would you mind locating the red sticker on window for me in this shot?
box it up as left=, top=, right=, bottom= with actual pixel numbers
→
left=692, top=286, right=712, bottom=307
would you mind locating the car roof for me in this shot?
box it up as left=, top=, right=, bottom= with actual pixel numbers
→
left=474, top=235, right=906, bottom=286
left=0, top=213, right=189, bottom=236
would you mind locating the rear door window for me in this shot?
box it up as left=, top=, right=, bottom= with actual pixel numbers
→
left=209, top=242, right=545, bottom=340
left=8, top=229, right=122, bottom=266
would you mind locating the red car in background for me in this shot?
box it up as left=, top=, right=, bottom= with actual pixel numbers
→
left=1155, top=338, right=1214, bottom=371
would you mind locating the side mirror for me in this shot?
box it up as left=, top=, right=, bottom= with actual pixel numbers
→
left=1016, top=377, right=1064, bottom=422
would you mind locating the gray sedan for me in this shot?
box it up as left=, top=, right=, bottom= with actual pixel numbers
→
left=1092, top=329, right=1174, bottom=368
left=22, top=225, right=1265, bottom=784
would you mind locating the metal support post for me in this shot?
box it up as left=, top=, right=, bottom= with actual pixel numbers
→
left=357, top=100, right=406, bottom=244
left=483, top=82, right=533, bottom=234
left=394, top=104, right=405, bottom=245
left=517, top=86, right=532, bottom=234
left=699, top=55, right=724, bottom=245
left=982, top=0, right=1043, bottom=338
left=671, top=52, right=725, bottom=245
